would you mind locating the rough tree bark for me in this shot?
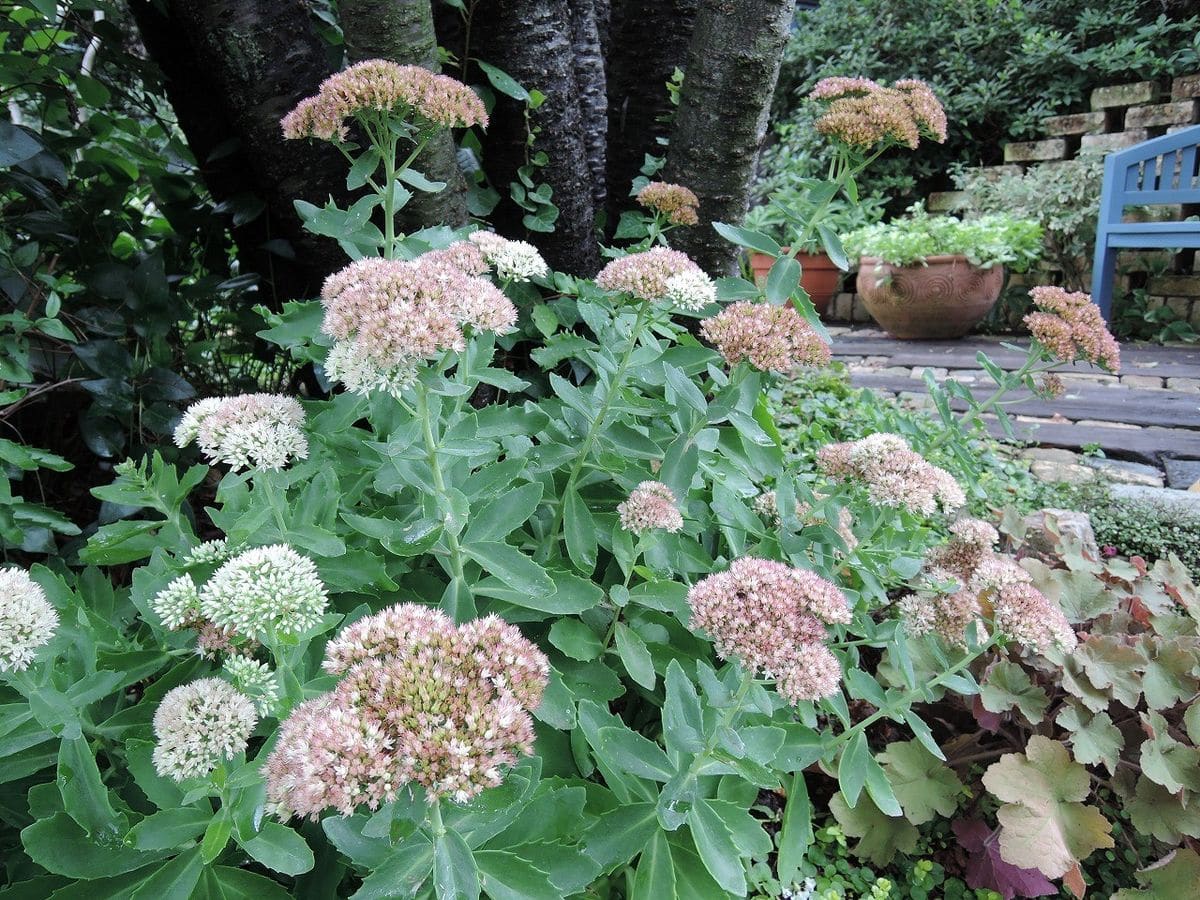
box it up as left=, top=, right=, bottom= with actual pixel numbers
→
left=604, top=0, right=698, bottom=225
left=473, top=0, right=602, bottom=275
left=129, top=0, right=346, bottom=303
left=568, top=0, right=608, bottom=212
left=341, top=0, right=469, bottom=231
left=664, top=0, right=793, bottom=274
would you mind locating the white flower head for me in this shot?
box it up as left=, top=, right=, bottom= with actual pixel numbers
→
left=199, top=545, right=328, bottom=642
left=324, top=339, right=417, bottom=399
left=151, top=575, right=202, bottom=630
left=174, top=394, right=308, bottom=472
left=152, top=677, right=258, bottom=781
left=0, top=568, right=58, bottom=672
left=468, top=230, right=549, bottom=282
left=665, top=268, right=717, bottom=311
left=183, top=539, right=231, bottom=567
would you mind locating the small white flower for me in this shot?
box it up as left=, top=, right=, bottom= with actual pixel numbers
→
left=664, top=268, right=716, bottom=311
left=199, top=545, right=328, bottom=642
left=151, top=575, right=202, bottom=630
left=324, top=339, right=417, bottom=399
left=175, top=394, right=307, bottom=472
left=0, top=568, right=58, bottom=672
left=152, top=678, right=258, bottom=781
left=183, top=539, right=231, bottom=567
left=468, top=231, right=549, bottom=282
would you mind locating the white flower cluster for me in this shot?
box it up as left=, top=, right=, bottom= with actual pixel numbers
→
left=223, top=655, right=280, bottom=716
left=324, top=340, right=417, bottom=399
left=469, top=230, right=549, bottom=282
left=0, top=568, right=58, bottom=672
left=183, top=539, right=231, bottom=567
left=199, top=545, right=328, bottom=642
left=152, top=678, right=258, bottom=781
left=664, top=268, right=717, bottom=311
left=151, top=575, right=202, bottom=630
left=174, top=394, right=308, bottom=472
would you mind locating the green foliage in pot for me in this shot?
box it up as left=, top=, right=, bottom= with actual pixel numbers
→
left=955, top=155, right=1105, bottom=291
left=844, top=205, right=1044, bottom=270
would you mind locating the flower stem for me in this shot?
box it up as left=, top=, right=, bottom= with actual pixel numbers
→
left=417, top=382, right=469, bottom=611
left=429, top=798, right=446, bottom=838
left=543, top=300, right=651, bottom=554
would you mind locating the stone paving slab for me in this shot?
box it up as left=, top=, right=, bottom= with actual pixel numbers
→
left=828, top=329, right=1200, bottom=468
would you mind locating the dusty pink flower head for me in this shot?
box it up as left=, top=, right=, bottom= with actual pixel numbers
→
left=924, top=517, right=999, bottom=580
left=424, top=241, right=489, bottom=276
left=700, top=302, right=831, bottom=372
left=687, top=557, right=850, bottom=703
left=618, top=481, right=684, bottom=535
left=265, top=604, right=549, bottom=819
left=596, top=247, right=716, bottom=310
left=991, top=582, right=1076, bottom=653
left=282, top=60, right=487, bottom=141
left=817, top=433, right=965, bottom=516
left=174, top=394, right=307, bottom=471
left=1024, top=286, right=1120, bottom=372
left=811, top=77, right=946, bottom=149
left=319, top=255, right=516, bottom=395
left=636, top=182, right=700, bottom=226
left=898, top=581, right=981, bottom=647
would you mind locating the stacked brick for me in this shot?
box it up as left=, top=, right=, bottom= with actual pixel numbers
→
left=827, top=73, right=1200, bottom=327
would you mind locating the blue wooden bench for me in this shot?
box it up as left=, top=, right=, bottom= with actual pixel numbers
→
left=1092, top=124, right=1200, bottom=321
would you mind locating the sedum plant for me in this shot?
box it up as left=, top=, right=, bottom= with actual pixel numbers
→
left=1, top=62, right=1182, bottom=900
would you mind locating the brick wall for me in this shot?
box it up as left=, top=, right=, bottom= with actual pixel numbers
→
left=825, top=72, right=1200, bottom=328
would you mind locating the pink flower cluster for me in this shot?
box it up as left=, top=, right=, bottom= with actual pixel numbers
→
left=264, top=604, right=549, bottom=819
left=618, top=481, right=684, bottom=535
left=700, top=302, right=831, bottom=372
left=810, top=76, right=947, bottom=149
left=1023, top=286, right=1120, bottom=372
left=596, top=247, right=716, bottom=310
left=319, top=255, right=516, bottom=395
left=817, top=433, right=965, bottom=516
left=687, top=557, right=851, bottom=704
left=282, top=60, right=487, bottom=142
left=636, top=182, right=700, bottom=226
left=899, top=517, right=1076, bottom=652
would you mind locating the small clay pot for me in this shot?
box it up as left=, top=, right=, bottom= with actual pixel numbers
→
left=749, top=250, right=844, bottom=315
left=856, top=255, right=1004, bottom=340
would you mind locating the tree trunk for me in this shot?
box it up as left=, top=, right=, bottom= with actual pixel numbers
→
left=128, top=0, right=346, bottom=304
left=604, top=0, right=698, bottom=224
left=664, top=0, right=792, bottom=274
left=474, top=0, right=601, bottom=275
left=568, top=0, right=608, bottom=212
left=341, top=0, right=469, bottom=231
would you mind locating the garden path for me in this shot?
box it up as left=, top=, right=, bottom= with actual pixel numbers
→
left=828, top=327, right=1200, bottom=486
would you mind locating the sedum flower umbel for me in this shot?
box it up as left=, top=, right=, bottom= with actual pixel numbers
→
left=701, top=302, right=831, bottom=373
left=596, top=247, right=716, bottom=310
left=175, top=394, right=308, bottom=472
left=153, top=678, right=258, bottom=781
left=810, top=76, right=947, bottom=150
left=618, top=481, right=684, bottom=535
left=687, top=557, right=851, bottom=703
left=0, top=568, right=58, bottom=672
left=199, top=545, right=328, bottom=643
left=320, top=254, right=517, bottom=396
left=282, top=59, right=487, bottom=142
left=1023, top=285, right=1120, bottom=372
left=636, top=181, right=700, bottom=226
left=817, top=433, right=964, bottom=516
left=264, top=604, right=549, bottom=819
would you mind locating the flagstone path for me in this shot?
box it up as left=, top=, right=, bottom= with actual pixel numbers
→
left=828, top=327, right=1200, bottom=486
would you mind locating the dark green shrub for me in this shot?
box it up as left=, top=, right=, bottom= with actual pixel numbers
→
left=766, top=1, right=1200, bottom=206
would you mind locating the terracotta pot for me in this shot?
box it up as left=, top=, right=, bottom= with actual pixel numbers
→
left=749, top=249, right=843, bottom=315
left=855, top=255, right=1004, bottom=340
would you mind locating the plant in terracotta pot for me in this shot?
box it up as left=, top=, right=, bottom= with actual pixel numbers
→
left=717, top=76, right=947, bottom=330
left=844, top=204, right=1043, bottom=340
left=744, top=183, right=885, bottom=314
